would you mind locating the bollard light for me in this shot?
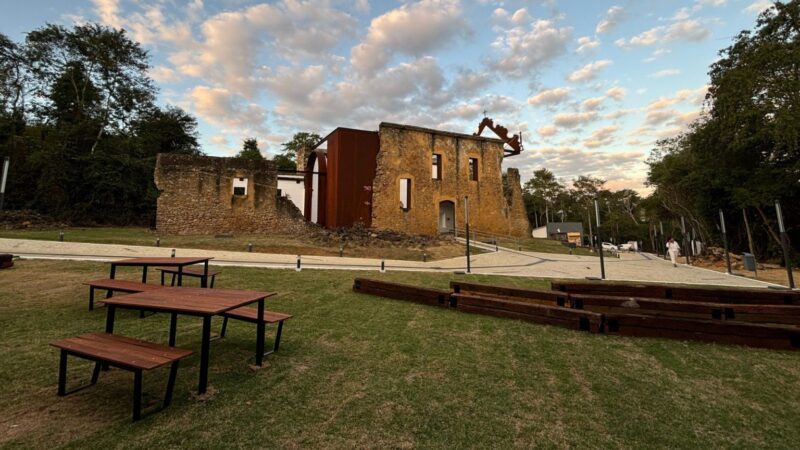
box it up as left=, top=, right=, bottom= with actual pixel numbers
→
left=171, top=249, right=176, bottom=257
left=295, top=255, right=301, bottom=272
left=380, top=259, right=386, bottom=273
left=339, top=245, right=343, bottom=257
left=59, top=231, right=64, bottom=242
left=423, top=252, right=427, bottom=262
left=156, top=238, right=160, bottom=247
left=247, top=243, right=253, bottom=252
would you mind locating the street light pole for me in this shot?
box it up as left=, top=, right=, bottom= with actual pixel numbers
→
left=595, top=198, right=605, bottom=280
left=659, top=221, right=665, bottom=259
left=464, top=196, right=471, bottom=274
left=775, top=200, right=794, bottom=289
left=719, top=209, right=732, bottom=275
left=681, top=216, right=690, bottom=265
left=0, top=156, right=10, bottom=211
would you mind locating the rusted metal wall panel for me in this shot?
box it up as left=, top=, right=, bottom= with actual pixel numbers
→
left=325, top=128, right=379, bottom=228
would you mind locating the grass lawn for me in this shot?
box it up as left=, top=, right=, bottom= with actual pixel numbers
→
left=0, top=227, right=483, bottom=261
left=495, top=236, right=600, bottom=257
left=2, top=260, right=800, bottom=448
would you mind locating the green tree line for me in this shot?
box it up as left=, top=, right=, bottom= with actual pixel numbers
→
left=0, top=24, right=201, bottom=225
left=646, top=2, right=799, bottom=263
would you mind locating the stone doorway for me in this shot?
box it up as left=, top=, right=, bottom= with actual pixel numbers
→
left=439, top=200, right=455, bottom=234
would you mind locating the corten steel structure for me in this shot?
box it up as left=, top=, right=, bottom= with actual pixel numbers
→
left=303, top=121, right=530, bottom=237
left=303, top=128, right=379, bottom=228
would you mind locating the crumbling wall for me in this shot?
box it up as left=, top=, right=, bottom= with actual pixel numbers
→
left=371, top=123, right=529, bottom=238
left=154, top=154, right=307, bottom=235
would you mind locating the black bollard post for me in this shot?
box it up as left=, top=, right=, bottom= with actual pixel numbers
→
left=156, top=237, right=160, bottom=247
left=247, top=243, right=253, bottom=252
left=380, top=259, right=386, bottom=273
left=595, top=199, right=605, bottom=280
left=719, top=209, right=732, bottom=275
left=171, top=249, right=176, bottom=257
left=464, top=196, right=471, bottom=274
left=775, top=201, right=795, bottom=289
left=423, top=252, right=427, bottom=262
left=59, top=231, right=64, bottom=242
left=296, top=255, right=301, bottom=272
left=681, top=216, right=690, bottom=266
left=339, top=245, right=343, bottom=257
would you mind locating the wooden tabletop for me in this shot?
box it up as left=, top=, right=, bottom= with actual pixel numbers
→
left=102, top=287, right=275, bottom=315
left=110, top=257, right=213, bottom=266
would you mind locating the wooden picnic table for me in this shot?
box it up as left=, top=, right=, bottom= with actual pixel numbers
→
left=109, top=257, right=213, bottom=288
left=102, top=287, right=276, bottom=394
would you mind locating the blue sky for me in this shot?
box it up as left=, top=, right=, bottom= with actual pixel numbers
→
left=0, top=0, right=775, bottom=191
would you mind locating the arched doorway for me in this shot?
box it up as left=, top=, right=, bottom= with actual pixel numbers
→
left=439, top=200, right=455, bottom=234
left=304, top=150, right=327, bottom=226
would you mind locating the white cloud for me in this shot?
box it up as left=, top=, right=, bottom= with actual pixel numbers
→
left=596, top=6, right=625, bottom=34
left=187, top=86, right=270, bottom=137
left=567, top=60, right=611, bottom=82
left=584, top=125, right=619, bottom=148
left=553, top=111, right=598, bottom=128
left=537, top=125, right=557, bottom=137
left=617, top=19, right=711, bottom=47
left=744, top=0, right=774, bottom=14
left=605, top=87, right=627, bottom=101
left=527, top=87, right=572, bottom=106
left=649, top=69, right=681, bottom=78
left=489, top=19, right=572, bottom=78
left=575, top=36, right=600, bottom=53
left=511, top=8, right=531, bottom=24
left=351, top=0, right=466, bottom=75
left=581, top=96, right=605, bottom=111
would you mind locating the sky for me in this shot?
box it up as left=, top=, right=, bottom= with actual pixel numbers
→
left=0, top=0, right=777, bottom=192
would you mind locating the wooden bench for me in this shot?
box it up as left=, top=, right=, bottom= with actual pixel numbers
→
left=454, top=293, right=604, bottom=333
left=353, top=278, right=452, bottom=307
left=219, top=308, right=292, bottom=357
left=450, top=281, right=568, bottom=307
left=83, top=279, right=164, bottom=311
left=157, top=267, right=221, bottom=288
left=50, top=333, right=193, bottom=421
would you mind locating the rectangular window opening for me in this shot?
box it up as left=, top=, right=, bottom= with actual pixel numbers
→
left=469, top=158, right=478, bottom=181
left=399, top=178, right=411, bottom=210
left=233, top=177, right=248, bottom=196
left=432, top=154, right=442, bottom=180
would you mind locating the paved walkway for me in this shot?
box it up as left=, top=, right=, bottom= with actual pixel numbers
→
left=0, top=238, right=779, bottom=288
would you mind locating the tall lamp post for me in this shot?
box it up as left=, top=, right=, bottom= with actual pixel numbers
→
left=681, top=216, right=690, bottom=265
left=659, top=221, right=665, bottom=260
left=719, top=209, right=732, bottom=275
left=595, top=198, right=605, bottom=280
left=775, top=200, right=794, bottom=289
left=464, top=196, right=471, bottom=274
left=0, top=156, right=9, bottom=211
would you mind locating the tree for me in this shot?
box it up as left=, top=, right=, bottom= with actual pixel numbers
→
left=236, top=137, right=263, bottom=160
left=281, top=132, right=320, bottom=159
left=24, top=23, right=155, bottom=153
left=132, top=106, right=201, bottom=156
left=523, top=168, right=564, bottom=225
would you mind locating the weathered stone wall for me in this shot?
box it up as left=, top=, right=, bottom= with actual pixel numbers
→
left=154, top=154, right=307, bottom=235
left=371, top=123, right=530, bottom=238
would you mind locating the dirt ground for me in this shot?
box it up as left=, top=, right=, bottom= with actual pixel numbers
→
left=690, top=248, right=796, bottom=287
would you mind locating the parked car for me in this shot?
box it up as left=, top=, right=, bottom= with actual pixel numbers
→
left=601, top=242, right=617, bottom=252
left=618, top=242, right=634, bottom=251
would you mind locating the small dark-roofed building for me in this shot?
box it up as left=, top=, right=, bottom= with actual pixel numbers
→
left=531, top=222, right=584, bottom=245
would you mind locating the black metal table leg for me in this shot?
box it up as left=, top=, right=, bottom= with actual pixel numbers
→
left=160, top=271, right=165, bottom=286
left=178, top=265, right=184, bottom=287
left=133, top=370, right=143, bottom=422
left=164, top=361, right=179, bottom=407
left=201, top=260, right=209, bottom=288
left=198, top=316, right=211, bottom=394
left=255, top=298, right=265, bottom=366
left=89, top=286, right=95, bottom=311
left=105, top=305, right=117, bottom=333
left=57, top=350, right=68, bottom=396
left=169, top=313, right=178, bottom=346
left=141, top=266, right=148, bottom=283
left=274, top=321, right=284, bottom=352
left=109, top=264, right=117, bottom=279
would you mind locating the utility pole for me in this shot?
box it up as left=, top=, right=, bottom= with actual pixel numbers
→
left=0, top=156, right=9, bottom=210
left=586, top=207, right=594, bottom=252
left=659, top=221, right=665, bottom=259
left=681, top=216, right=690, bottom=265
left=595, top=198, right=605, bottom=280
left=464, top=196, right=471, bottom=274
left=775, top=200, right=794, bottom=289
left=719, top=209, right=732, bottom=275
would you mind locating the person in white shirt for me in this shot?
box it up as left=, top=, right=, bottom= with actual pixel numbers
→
left=666, top=238, right=681, bottom=267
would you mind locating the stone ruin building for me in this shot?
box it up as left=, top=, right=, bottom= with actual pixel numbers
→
left=154, top=120, right=530, bottom=238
